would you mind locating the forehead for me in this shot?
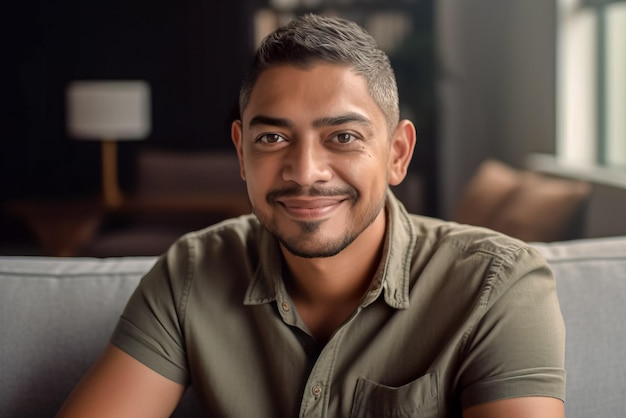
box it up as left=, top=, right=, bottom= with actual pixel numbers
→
left=243, top=64, right=385, bottom=127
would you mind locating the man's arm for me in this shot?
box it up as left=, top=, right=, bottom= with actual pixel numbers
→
left=56, top=344, right=185, bottom=418
left=464, top=396, right=565, bottom=418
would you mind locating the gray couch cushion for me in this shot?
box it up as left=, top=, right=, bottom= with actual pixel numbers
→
left=533, top=236, right=626, bottom=418
left=0, top=256, right=202, bottom=418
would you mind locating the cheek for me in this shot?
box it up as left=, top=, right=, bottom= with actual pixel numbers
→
left=242, top=156, right=275, bottom=197
left=341, top=154, right=389, bottom=188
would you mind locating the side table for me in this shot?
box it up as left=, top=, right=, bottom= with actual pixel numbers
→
left=5, top=199, right=105, bottom=257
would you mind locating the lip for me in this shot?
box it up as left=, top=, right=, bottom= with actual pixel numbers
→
left=276, top=197, right=345, bottom=219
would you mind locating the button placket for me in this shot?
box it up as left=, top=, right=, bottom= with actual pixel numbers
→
left=298, top=326, right=351, bottom=417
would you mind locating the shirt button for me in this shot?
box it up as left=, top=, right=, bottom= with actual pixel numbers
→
left=311, top=384, right=323, bottom=398
left=281, top=301, right=290, bottom=312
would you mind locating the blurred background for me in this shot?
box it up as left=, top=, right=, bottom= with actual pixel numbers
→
left=2, top=0, right=626, bottom=257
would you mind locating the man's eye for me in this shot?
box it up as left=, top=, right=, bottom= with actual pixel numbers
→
left=257, top=133, right=286, bottom=144
left=333, top=133, right=356, bottom=144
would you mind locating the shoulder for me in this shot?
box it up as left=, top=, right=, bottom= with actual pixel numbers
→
left=408, top=215, right=551, bottom=299
left=152, top=214, right=265, bottom=284
left=410, top=214, right=541, bottom=262
left=168, top=214, right=263, bottom=257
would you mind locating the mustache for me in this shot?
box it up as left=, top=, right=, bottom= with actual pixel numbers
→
left=266, top=185, right=358, bottom=203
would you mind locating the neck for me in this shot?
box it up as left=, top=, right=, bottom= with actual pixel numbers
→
left=281, top=209, right=387, bottom=341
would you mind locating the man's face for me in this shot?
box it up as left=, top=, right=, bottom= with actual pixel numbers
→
left=232, top=63, right=404, bottom=258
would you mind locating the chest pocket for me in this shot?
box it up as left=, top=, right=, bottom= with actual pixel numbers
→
left=351, top=372, right=439, bottom=418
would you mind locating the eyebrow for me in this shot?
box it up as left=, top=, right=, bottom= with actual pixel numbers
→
left=248, top=113, right=372, bottom=130
left=312, top=113, right=372, bottom=128
left=248, top=115, right=292, bottom=129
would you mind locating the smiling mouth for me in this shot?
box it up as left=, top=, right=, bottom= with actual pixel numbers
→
left=276, top=197, right=346, bottom=219
left=266, top=185, right=358, bottom=219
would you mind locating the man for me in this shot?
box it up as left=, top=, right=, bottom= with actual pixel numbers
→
left=56, top=13, right=565, bottom=417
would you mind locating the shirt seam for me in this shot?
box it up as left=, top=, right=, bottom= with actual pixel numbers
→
left=458, top=244, right=529, bottom=362
left=177, top=235, right=196, bottom=334
left=482, top=245, right=529, bottom=306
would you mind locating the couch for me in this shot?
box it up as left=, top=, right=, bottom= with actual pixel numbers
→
left=2, top=235, right=626, bottom=417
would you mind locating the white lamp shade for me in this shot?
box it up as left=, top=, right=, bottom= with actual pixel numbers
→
left=66, top=80, right=151, bottom=140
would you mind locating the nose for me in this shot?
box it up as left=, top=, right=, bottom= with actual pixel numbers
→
left=281, top=138, right=332, bottom=186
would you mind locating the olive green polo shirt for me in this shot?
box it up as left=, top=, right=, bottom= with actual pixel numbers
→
left=112, top=191, right=565, bottom=417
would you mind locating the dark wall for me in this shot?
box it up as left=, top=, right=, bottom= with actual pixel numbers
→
left=5, top=1, right=254, bottom=200
left=5, top=1, right=437, bottom=216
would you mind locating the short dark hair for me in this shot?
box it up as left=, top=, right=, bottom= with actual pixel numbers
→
left=238, top=13, right=400, bottom=131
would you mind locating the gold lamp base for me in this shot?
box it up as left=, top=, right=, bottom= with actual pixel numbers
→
left=101, top=139, right=123, bottom=208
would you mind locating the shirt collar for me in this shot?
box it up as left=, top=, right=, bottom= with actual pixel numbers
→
left=244, top=189, right=416, bottom=310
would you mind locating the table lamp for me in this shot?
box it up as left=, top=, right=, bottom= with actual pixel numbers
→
left=66, top=80, right=151, bottom=208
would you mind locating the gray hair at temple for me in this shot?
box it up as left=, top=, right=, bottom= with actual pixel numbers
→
left=238, top=13, right=400, bottom=132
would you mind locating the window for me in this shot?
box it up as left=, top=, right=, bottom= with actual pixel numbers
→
left=557, top=0, right=626, bottom=168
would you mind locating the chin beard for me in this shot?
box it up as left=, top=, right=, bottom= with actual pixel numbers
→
left=277, top=222, right=356, bottom=258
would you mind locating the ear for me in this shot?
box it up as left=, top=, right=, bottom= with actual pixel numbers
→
left=388, top=119, right=416, bottom=186
left=231, top=120, right=246, bottom=181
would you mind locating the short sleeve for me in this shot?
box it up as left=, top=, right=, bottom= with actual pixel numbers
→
left=459, top=246, right=566, bottom=408
left=110, top=240, right=192, bottom=384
